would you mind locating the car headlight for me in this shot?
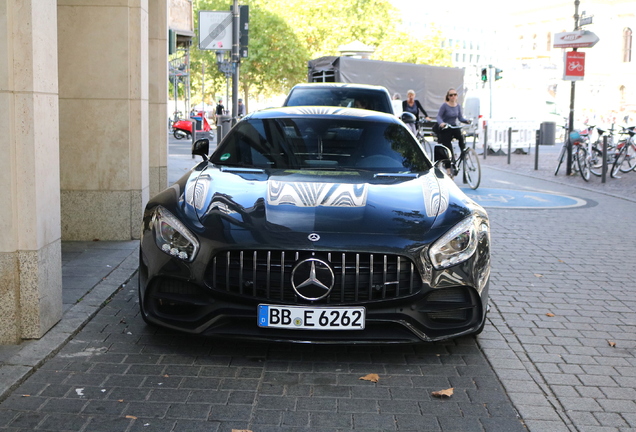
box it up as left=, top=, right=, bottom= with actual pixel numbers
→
left=151, top=206, right=199, bottom=262
left=428, top=215, right=482, bottom=270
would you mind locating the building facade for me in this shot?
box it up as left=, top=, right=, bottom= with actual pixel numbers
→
left=1, top=0, right=173, bottom=344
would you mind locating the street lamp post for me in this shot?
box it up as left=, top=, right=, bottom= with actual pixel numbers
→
left=215, top=50, right=235, bottom=114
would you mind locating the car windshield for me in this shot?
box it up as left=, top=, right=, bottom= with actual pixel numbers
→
left=284, top=88, right=393, bottom=114
left=211, top=117, right=432, bottom=172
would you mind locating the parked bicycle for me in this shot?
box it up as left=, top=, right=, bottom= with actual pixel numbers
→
left=611, top=126, right=636, bottom=178
left=554, top=130, right=583, bottom=177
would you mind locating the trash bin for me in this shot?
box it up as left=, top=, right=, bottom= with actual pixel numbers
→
left=540, top=121, right=556, bottom=145
left=216, top=115, right=232, bottom=143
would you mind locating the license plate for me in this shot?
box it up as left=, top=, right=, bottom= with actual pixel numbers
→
left=258, top=305, right=365, bottom=330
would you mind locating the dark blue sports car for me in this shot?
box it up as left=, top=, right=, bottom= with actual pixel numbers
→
left=139, top=106, right=490, bottom=343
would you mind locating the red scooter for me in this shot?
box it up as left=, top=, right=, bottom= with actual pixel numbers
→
left=172, top=113, right=212, bottom=140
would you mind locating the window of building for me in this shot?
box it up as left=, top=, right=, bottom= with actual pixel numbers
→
left=623, top=28, right=632, bottom=62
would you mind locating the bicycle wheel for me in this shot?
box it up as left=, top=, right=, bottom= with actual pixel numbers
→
left=555, top=143, right=567, bottom=175
left=588, top=142, right=604, bottom=176
left=619, top=141, right=636, bottom=172
left=576, top=146, right=590, bottom=181
left=462, top=148, right=481, bottom=189
left=611, top=144, right=631, bottom=178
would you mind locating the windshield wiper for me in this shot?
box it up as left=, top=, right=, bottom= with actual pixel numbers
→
left=374, top=172, right=419, bottom=178
left=219, top=166, right=265, bottom=174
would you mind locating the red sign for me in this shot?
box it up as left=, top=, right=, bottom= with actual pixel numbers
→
left=564, top=51, right=585, bottom=81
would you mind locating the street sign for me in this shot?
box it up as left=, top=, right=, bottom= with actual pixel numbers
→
left=564, top=51, right=585, bottom=81
left=553, top=30, right=599, bottom=48
left=199, top=11, right=233, bottom=51
left=579, top=16, right=593, bottom=26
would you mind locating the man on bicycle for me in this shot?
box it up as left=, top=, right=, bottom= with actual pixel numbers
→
left=436, top=88, right=471, bottom=175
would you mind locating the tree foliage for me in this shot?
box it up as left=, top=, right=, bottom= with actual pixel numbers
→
left=265, top=0, right=397, bottom=58
left=191, top=0, right=308, bottom=107
left=188, top=0, right=451, bottom=104
left=373, top=26, right=452, bottom=67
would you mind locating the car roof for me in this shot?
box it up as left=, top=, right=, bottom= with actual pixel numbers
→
left=246, top=106, right=401, bottom=123
left=289, top=82, right=390, bottom=92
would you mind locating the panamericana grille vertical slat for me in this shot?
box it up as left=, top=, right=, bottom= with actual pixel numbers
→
left=206, top=250, right=421, bottom=304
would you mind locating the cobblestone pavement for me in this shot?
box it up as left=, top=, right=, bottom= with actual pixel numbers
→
left=1, top=142, right=635, bottom=431
left=477, top=145, right=636, bottom=432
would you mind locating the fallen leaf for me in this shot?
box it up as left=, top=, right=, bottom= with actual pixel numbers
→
left=21, top=395, right=30, bottom=397
left=546, top=313, right=555, bottom=317
left=608, top=340, right=616, bottom=347
left=163, top=374, right=170, bottom=378
left=231, top=430, right=253, bottom=432
left=534, top=273, right=543, bottom=278
left=118, top=399, right=124, bottom=403
left=431, top=387, right=454, bottom=398
left=125, top=415, right=137, bottom=420
left=359, top=373, right=380, bottom=383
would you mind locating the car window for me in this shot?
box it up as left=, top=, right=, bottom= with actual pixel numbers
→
left=211, top=118, right=432, bottom=172
left=285, top=88, right=393, bottom=114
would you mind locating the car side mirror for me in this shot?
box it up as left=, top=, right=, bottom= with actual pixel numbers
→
left=192, top=138, right=210, bottom=160
left=400, top=112, right=416, bottom=124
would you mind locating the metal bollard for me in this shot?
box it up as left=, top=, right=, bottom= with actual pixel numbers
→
left=507, top=127, right=512, bottom=164
left=483, top=125, right=487, bottom=159
left=602, top=135, right=608, bottom=183
left=535, top=129, right=540, bottom=170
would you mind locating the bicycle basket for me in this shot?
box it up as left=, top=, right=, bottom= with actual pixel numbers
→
left=569, top=130, right=581, bottom=141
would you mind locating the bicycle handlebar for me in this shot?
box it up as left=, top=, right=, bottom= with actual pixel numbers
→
left=441, top=121, right=471, bottom=130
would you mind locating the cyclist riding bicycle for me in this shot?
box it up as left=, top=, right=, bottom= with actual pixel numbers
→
left=436, top=88, right=471, bottom=175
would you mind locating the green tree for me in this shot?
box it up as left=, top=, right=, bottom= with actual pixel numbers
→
left=189, top=0, right=452, bottom=105
left=266, top=0, right=397, bottom=58
left=192, top=0, right=309, bottom=109
left=373, top=26, right=452, bottom=67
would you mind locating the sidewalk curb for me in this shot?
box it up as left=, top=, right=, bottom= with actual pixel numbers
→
left=0, top=247, right=139, bottom=401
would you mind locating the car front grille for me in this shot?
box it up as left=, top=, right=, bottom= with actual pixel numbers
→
left=204, top=250, right=422, bottom=304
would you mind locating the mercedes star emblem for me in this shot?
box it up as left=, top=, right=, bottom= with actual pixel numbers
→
left=291, top=258, right=334, bottom=301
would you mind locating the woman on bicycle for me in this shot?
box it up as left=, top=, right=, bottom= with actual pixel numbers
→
left=403, top=90, right=431, bottom=134
left=436, top=88, right=471, bottom=172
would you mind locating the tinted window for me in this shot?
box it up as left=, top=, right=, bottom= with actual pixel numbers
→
left=211, top=118, right=431, bottom=172
left=284, top=88, right=393, bottom=114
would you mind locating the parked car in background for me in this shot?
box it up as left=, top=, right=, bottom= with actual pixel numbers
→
left=283, top=83, right=395, bottom=115
left=139, top=106, right=491, bottom=343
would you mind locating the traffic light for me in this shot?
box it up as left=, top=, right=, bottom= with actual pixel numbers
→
left=495, top=68, right=503, bottom=81
left=481, top=68, right=488, bottom=82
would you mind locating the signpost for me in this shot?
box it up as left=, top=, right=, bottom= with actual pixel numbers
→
left=554, top=1, right=599, bottom=176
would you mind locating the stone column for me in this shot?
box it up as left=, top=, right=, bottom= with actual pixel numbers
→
left=149, top=0, right=168, bottom=198
left=0, top=0, right=63, bottom=343
left=58, top=0, right=149, bottom=241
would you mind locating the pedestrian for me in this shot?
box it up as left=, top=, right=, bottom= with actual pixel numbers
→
left=215, top=99, right=225, bottom=116
left=402, top=90, right=431, bottom=133
left=237, top=98, right=246, bottom=117
left=436, top=88, right=471, bottom=175
left=391, top=93, right=403, bottom=116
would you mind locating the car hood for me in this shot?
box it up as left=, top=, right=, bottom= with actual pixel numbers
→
left=181, top=165, right=472, bottom=244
